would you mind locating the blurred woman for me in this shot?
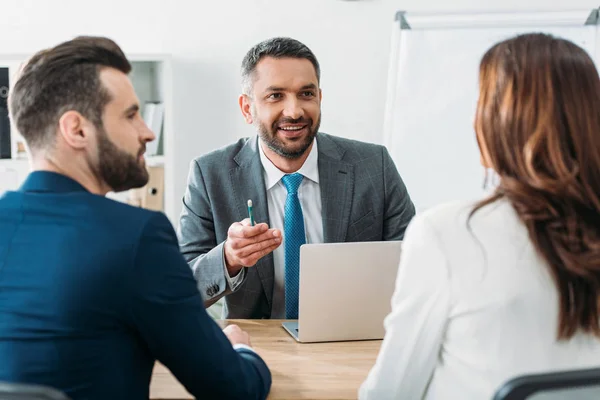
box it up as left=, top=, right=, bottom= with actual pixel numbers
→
left=359, top=33, right=600, bottom=399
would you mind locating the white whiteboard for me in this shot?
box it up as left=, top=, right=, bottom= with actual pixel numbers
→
left=384, top=11, right=600, bottom=212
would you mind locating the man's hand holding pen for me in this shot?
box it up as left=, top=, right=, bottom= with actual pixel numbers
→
left=223, top=217, right=282, bottom=277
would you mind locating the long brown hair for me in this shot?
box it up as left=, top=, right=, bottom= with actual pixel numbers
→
left=472, top=33, right=600, bottom=339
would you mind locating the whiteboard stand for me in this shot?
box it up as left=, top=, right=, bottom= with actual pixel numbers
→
left=383, top=9, right=600, bottom=212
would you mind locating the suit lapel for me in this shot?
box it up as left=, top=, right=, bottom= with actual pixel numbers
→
left=230, top=137, right=274, bottom=309
left=317, top=134, right=355, bottom=243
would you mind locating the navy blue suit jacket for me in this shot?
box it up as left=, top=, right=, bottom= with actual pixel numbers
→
left=0, top=171, right=271, bottom=399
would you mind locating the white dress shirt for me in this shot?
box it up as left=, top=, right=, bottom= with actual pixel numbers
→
left=359, top=198, right=600, bottom=400
left=226, top=138, right=324, bottom=318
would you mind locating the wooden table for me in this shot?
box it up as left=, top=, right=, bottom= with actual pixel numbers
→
left=150, top=319, right=382, bottom=399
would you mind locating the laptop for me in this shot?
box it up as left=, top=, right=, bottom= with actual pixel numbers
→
left=282, top=240, right=402, bottom=343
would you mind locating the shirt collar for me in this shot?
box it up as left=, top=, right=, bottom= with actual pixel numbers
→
left=19, top=171, right=89, bottom=194
left=258, top=137, right=319, bottom=190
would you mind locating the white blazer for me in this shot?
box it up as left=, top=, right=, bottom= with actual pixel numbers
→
left=359, top=199, right=600, bottom=400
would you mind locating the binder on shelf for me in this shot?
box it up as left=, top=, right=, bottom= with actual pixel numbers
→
left=142, top=102, right=164, bottom=157
left=0, top=67, right=11, bottom=159
left=127, top=165, right=164, bottom=212
left=143, top=165, right=164, bottom=211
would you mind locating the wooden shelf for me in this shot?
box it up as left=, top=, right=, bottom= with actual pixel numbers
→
left=145, top=155, right=164, bottom=166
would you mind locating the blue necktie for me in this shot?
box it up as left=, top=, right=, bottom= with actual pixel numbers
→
left=282, top=173, right=305, bottom=319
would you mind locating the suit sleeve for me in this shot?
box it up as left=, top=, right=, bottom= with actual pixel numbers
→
left=129, top=212, right=271, bottom=399
left=177, top=159, right=245, bottom=307
left=359, top=214, right=451, bottom=399
left=381, top=146, right=416, bottom=240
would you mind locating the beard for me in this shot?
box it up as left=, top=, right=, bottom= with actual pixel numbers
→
left=256, top=114, right=321, bottom=159
left=95, top=126, right=149, bottom=192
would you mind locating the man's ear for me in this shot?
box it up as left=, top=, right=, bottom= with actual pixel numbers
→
left=239, top=94, right=253, bottom=125
left=57, top=111, right=92, bottom=150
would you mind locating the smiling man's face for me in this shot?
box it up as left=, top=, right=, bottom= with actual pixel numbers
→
left=246, top=56, right=322, bottom=159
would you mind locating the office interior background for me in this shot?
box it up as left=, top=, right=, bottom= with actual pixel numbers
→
left=0, top=1, right=600, bottom=398
left=1, top=0, right=595, bottom=226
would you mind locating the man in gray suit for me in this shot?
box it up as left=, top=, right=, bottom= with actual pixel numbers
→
left=178, top=37, right=415, bottom=319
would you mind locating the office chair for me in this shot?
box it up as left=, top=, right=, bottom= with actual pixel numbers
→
left=493, top=367, right=600, bottom=400
left=0, top=382, right=71, bottom=400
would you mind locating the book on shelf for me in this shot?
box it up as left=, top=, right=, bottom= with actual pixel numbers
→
left=142, top=102, right=164, bottom=157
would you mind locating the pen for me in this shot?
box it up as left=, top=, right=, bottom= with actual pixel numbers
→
left=247, top=199, right=255, bottom=226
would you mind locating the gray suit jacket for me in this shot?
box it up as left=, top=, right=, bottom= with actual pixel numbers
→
left=178, top=133, right=415, bottom=319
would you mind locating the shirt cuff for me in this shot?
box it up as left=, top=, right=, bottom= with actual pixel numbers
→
left=222, top=245, right=245, bottom=291
left=233, top=343, right=256, bottom=353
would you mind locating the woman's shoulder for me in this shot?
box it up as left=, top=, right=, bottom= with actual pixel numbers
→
left=408, top=197, right=518, bottom=244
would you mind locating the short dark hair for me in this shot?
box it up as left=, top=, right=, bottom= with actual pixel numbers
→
left=9, top=36, right=131, bottom=151
left=241, top=37, right=320, bottom=94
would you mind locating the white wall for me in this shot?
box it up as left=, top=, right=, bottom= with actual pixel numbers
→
left=1, top=0, right=597, bottom=222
